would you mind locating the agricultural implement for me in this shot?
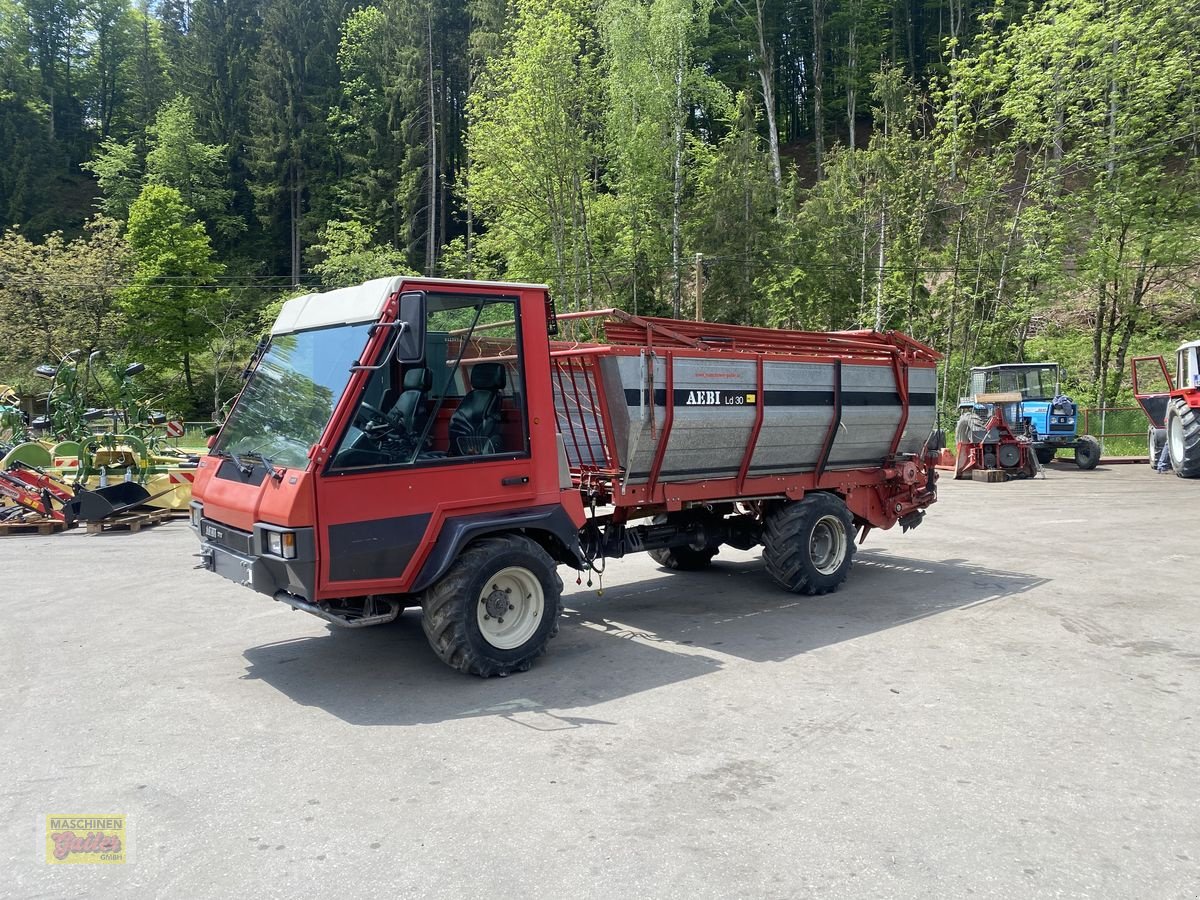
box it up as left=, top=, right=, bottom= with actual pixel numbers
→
left=959, top=363, right=1100, bottom=469
left=1133, top=341, right=1200, bottom=477
left=952, top=392, right=1038, bottom=480
left=191, top=277, right=943, bottom=676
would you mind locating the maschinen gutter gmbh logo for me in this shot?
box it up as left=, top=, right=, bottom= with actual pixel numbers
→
left=44, top=815, right=126, bottom=864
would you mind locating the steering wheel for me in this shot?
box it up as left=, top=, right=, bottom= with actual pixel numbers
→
left=355, top=401, right=397, bottom=437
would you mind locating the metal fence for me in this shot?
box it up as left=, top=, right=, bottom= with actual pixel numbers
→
left=1079, top=407, right=1149, bottom=456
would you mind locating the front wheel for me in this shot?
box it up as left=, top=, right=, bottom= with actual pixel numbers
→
left=1035, top=446, right=1057, bottom=465
left=762, top=493, right=855, bottom=595
left=420, top=534, right=563, bottom=677
left=1074, top=434, right=1101, bottom=470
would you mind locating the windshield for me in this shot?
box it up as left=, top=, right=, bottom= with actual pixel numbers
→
left=214, top=322, right=374, bottom=468
left=972, top=365, right=1059, bottom=401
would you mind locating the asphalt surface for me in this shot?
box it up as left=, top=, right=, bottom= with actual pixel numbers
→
left=2, top=464, right=1197, bottom=898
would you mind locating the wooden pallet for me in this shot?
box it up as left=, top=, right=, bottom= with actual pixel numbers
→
left=0, top=517, right=67, bottom=536
left=971, top=469, right=1010, bottom=483
left=85, top=508, right=173, bottom=534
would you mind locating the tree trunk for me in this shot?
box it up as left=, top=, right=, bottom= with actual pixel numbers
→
left=751, top=0, right=782, bottom=189
left=811, top=0, right=825, bottom=178
left=671, top=39, right=685, bottom=318
left=425, top=10, right=438, bottom=275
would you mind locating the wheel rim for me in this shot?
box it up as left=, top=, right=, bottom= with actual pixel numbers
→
left=809, top=515, right=848, bottom=576
left=1169, top=414, right=1184, bottom=464
left=477, top=566, right=544, bottom=650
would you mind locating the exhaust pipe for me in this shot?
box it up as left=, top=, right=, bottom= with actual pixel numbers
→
left=273, top=591, right=400, bottom=628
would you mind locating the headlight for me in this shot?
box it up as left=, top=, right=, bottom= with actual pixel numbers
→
left=190, top=505, right=202, bottom=528
left=265, top=530, right=297, bottom=559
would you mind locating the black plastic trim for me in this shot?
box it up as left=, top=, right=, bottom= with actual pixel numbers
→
left=410, top=504, right=585, bottom=592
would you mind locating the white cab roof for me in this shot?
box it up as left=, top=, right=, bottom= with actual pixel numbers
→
left=271, top=277, right=403, bottom=335
left=269, top=276, right=551, bottom=336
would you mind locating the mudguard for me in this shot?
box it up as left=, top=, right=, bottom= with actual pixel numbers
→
left=410, top=504, right=585, bottom=593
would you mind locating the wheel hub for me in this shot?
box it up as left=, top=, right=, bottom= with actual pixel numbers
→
left=483, top=587, right=510, bottom=619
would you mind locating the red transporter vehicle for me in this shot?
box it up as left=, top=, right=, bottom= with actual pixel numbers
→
left=192, top=277, right=943, bottom=676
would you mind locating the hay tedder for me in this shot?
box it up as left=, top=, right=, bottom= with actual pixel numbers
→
left=1133, top=341, right=1200, bottom=477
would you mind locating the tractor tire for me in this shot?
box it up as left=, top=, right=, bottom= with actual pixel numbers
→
left=1035, top=446, right=1057, bottom=465
left=762, top=492, right=855, bottom=596
left=420, top=533, right=563, bottom=677
left=647, top=515, right=718, bottom=570
left=1165, top=398, right=1200, bottom=478
left=1074, top=434, right=1101, bottom=470
left=1149, top=427, right=1166, bottom=468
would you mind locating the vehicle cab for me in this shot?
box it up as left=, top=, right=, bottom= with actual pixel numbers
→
left=191, top=276, right=585, bottom=622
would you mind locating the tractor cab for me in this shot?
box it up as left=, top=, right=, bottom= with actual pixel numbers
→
left=959, top=363, right=1099, bottom=469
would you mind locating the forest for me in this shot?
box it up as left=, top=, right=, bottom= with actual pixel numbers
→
left=0, top=0, right=1197, bottom=419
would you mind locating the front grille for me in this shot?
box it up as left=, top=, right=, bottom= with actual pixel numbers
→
left=200, top=518, right=253, bottom=555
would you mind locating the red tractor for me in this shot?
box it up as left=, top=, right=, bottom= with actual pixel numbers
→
left=1133, top=341, right=1200, bottom=477
left=191, top=278, right=943, bottom=676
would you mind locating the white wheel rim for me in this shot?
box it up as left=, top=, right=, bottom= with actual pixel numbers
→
left=477, top=566, right=544, bottom=650
left=810, top=515, right=848, bottom=576
left=1169, top=414, right=1184, bottom=463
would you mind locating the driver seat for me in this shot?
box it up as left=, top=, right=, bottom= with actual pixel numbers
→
left=394, top=366, right=432, bottom=435
left=448, top=363, right=506, bottom=456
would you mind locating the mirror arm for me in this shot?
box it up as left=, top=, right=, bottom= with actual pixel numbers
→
left=350, top=321, right=408, bottom=372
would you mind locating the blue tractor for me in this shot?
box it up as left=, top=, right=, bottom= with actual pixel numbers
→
left=960, top=363, right=1101, bottom=470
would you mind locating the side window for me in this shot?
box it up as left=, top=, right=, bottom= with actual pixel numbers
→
left=331, top=294, right=528, bottom=470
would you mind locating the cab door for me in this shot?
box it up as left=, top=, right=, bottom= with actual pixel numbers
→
left=311, top=289, right=538, bottom=599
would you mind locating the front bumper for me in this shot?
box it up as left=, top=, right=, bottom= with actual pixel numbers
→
left=191, top=501, right=317, bottom=601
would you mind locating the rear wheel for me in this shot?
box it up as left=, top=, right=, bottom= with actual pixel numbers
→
left=762, top=493, right=855, bottom=595
left=1035, top=446, right=1057, bottom=465
left=1074, top=434, right=1101, bottom=470
left=1166, top=398, right=1200, bottom=478
left=1149, top=427, right=1166, bottom=467
left=420, top=534, right=563, bottom=677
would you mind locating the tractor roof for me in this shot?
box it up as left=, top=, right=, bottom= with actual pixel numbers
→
left=970, top=362, right=1060, bottom=371
left=1178, top=340, right=1200, bottom=352
left=271, top=276, right=552, bottom=336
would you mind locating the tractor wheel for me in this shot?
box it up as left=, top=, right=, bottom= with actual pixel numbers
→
left=1035, top=446, right=1057, bottom=465
left=1165, top=398, right=1200, bottom=478
left=1149, top=427, right=1166, bottom=468
left=647, top=514, right=718, bottom=570
left=1074, top=434, right=1101, bottom=470
left=420, top=534, right=563, bottom=677
left=762, top=492, right=855, bottom=595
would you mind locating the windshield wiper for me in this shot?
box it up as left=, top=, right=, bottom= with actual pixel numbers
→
left=228, top=450, right=254, bottom=476
left=241, top=448, right=284, bottom=481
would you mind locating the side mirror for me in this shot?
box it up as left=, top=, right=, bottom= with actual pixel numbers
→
left=394, top=291, right=426, bottom=364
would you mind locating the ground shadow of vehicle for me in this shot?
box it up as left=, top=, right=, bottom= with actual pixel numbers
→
left=241, top=549, right=1046, bottom=728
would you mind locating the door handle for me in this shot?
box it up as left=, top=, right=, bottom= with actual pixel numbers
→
left=501, top=476, right=529, bottom=486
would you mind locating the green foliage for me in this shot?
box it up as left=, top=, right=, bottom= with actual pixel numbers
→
left=123, top=184, right=224, bottom=406
left=307, top=219, right=415, bottom=288
left=0, top=216, right=132, bottom=388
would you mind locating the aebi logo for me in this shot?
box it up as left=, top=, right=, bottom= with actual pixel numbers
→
left=681, top=390, right=756, bottom=406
